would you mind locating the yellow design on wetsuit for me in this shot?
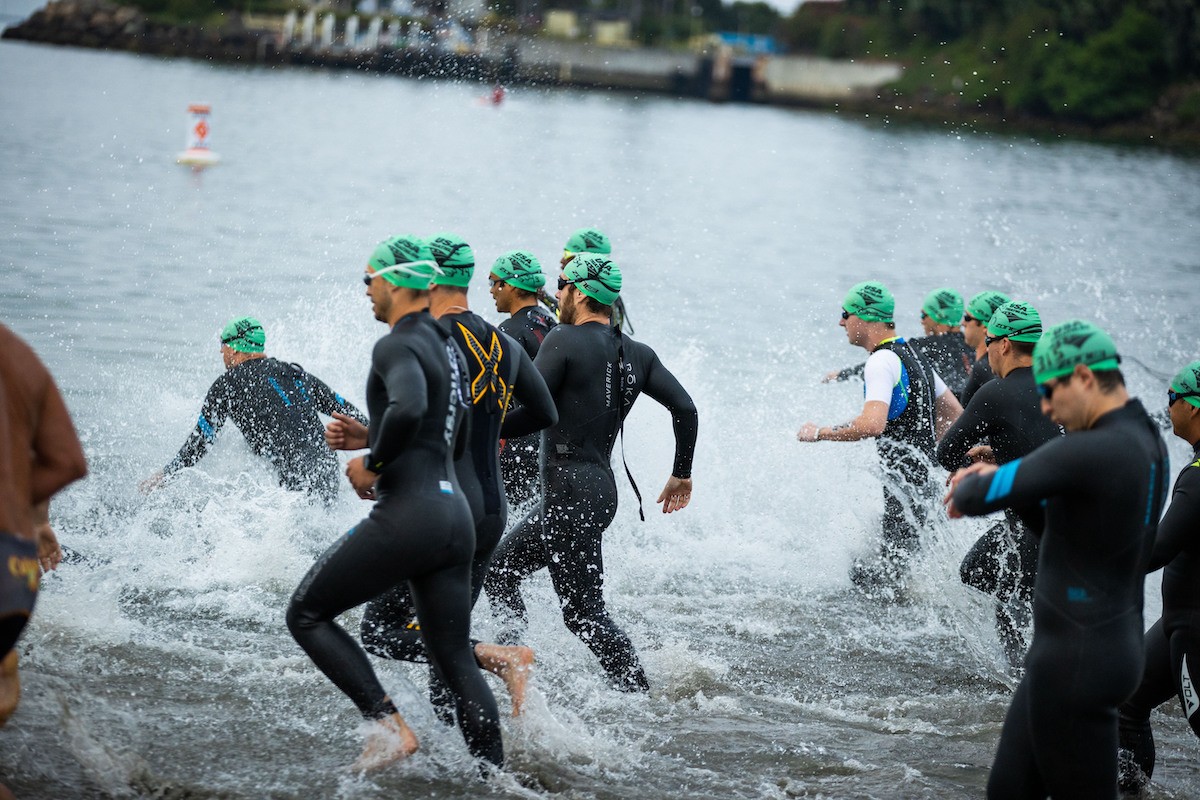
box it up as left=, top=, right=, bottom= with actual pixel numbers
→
left=454, top=322, right=512, bottom=414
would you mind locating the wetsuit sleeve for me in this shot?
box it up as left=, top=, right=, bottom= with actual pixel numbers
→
left=301, top=371, right=368, bottom=425
left=364, top=339, right=428, bottom=472
left=953, top=438, right=1084, bottom=518
left=1147, top=461, right=1200, bottom=572
left=935, top=385, right=994, bottom=471
left=164, top=377, right=231, bottom=475
left=500, top=339, right=558, bottom=439
left=834, top=362, right=865, bottom=381
left=960, top=359, right=989, bottom=407
left=639, top=350, right=699, bottom=479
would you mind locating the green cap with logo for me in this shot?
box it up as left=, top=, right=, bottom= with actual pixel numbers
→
left=426, top=233, right=474, bottom=287
left=922, top=288, right=964, bottom=327
left=966, top=290, right=1011, bottom=324
left=564, top=253, right=622, bottom=305
left=491, top=250, right=545, bottom=293
left=986, top=301, right=1043, bottom=343
left=1032, top=320, right=1122, bottom=385
left=367, top=235, right=440, bottom=290
left=220, top=316, right=265, bottom=353
left=1170, top=360, right=1200, bottom=410
left=842, top=281, right=894, bottom=323
left=564, top=228, right=611, bottom=256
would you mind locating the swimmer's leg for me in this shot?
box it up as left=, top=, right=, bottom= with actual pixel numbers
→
left=410, top=564, right=503, bottom=767
left=543, top=502, right=648, bottom=692
left=286, top=524, right=422, bottom=767
left=1118, top=623, right=1169, bottom=790
left=0, top=650, right=19, bottom=727
left=987, top=678, right=1045, bottom=799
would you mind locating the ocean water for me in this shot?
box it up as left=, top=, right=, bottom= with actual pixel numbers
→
left=2, top=31, right=1200, bottom=799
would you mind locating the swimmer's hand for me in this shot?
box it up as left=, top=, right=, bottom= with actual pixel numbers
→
left=138, top=471, right=165, bottom=494
left=821, top=370, right=840, bottom=384
left=326, top=413, right=369, bottom=451
left=967, top=445, right=996, bottom=464
left=943, top=462, right=998, bottom=519
left=656, top=476, right=692, bottom=514
left=346, top=456, right=379, bottom=500
left=796, top=423, right=820, bottom=442
left=35, top=522, right=62, bottom=573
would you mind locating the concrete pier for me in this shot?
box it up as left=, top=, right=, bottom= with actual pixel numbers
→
left=2, top=0, right=904, bottom=106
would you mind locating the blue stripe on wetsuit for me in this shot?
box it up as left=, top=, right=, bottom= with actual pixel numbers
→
left=198, top=415, right=216, bottom=442
left=985, top=458, right=1023, bottom=504
left=267, top=377, right=292, bottom=406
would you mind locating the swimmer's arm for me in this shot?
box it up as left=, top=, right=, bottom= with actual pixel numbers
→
left=822, top=362, right=864, bottom=383
left=163, top=379, right=231, bottom=475
left=1147, top=467, right=1200, bottom=572
left=307, top=374, right=368, bottom=426
left=933, top=387, right=963, bottom=441
left=799, top=400, right=887, bottom=442
left=640, top=354, right=698, bottom=479
left=363, top=347, right=426, bottom=471
left=501, top=340, right=558, bottom=439
left=530, top=331, right=568, bottom=399
left=934, top=394, right=982, bottom=470
left=949, top=441, right=1074, bottom=517
left=30, top=380, right=88, bottom=503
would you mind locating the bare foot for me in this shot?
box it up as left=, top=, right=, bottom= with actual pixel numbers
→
left=352, top=712, right=418, bottom=771
left=0, top=651, right=19, bottom=727
left=474, top=643, right=534, bottom=716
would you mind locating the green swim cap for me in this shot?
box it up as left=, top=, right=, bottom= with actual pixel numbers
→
left=986, top=301, right=1043, bottom=344
left=367, top=235, right=440, bottom=290
left=220, top=316, right=265, bottom=353
left=564, top=228, right=611, bottom=256
left=426, top=233, right=474, bottom=287
left=491, top=250, right=545, bottom=293
left=1170, top=360, right=1200, bottom=410
left=842, top=281, right=894, bottom=323
left=564, top=253, right=622, bottom=305
left=922, top=288, right=964, bottom=327
left=1032, top=320, right=1122, bottom=385
left=965, top=290, right=1011, bottom=324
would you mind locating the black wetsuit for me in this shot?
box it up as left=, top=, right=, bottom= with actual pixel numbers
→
left=286, top=311, right=503, bottom=767
left=935, top=366, right=1062, bottom=662
left=498, top=305, right=558, bottom=508
left=359, top=311, right=555, bottom=711
left=164, top=357, right=366, bottom=502
left=960, top=352, right=995, bottom=408
left=484, top=321, right=697, bottom=691
left=953, top=399, right=1169, bottom=800
left=909, top=332, right=974, bottom=401
left=1119, top=440, right=1200, bottom=787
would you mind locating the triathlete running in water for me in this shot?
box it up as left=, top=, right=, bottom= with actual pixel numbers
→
left=489, top=250, right=558, bottom=508
left=541, top=228, right=633, bottom=333
left=824, top=287, right=974, bottom=402
left=945, top=320, right=1169, bottom=800
left=287, top=237, right=503, bottom=771
left=348, top=233, right=556, bottom=719
left=959, top=290, right=1010, bottom=407
left=142, top=316, right=366, bottom=503
left=485, top=254, right=697, bottom=692
left=935, top=302, right=1061, bottom=664
left=1118, top=360, right=1200, bottom=795
left=802, top=281, right=962, bottom=597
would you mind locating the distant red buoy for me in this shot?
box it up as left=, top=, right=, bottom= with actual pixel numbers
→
left=177, top=103, right=221, bottom=168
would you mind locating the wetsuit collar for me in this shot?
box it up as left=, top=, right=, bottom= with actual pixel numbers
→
left=1090, top=398, right=1148, bottom=431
